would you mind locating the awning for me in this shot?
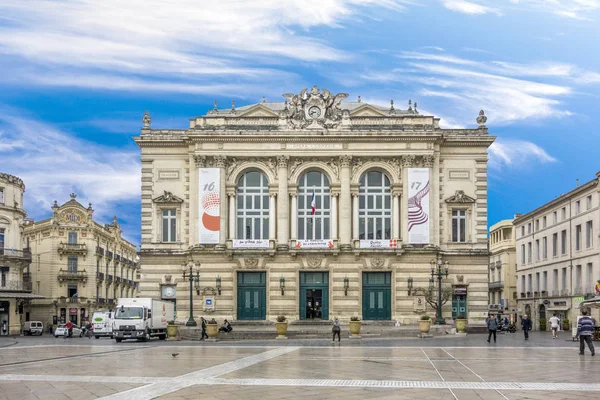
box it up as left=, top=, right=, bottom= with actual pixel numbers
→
left=579, top=296, right=600, bottom=309
left=546, top=307, right=570, bottom=311
left=0, top=293, right=45, bottom=299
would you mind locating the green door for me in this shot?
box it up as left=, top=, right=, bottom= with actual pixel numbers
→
left=362, top=272, right=391, bottom=320
left=452, top=295, right=468, bottom=319
left=237, top=272, right=266, bottom=320
left=299, top=272, right=329, bottom=320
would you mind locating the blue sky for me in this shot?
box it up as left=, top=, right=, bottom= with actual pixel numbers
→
left=1, top=0, right=599, bottom=246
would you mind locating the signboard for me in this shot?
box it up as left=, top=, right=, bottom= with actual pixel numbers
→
left=294, top=240, right=334, bottom=249
left=203, top=296, right=215, bottom=312
left=413, top=296, right=426, bottom=312
left=199, top=168, right=220, bottom=244
left=69, top=308, right=78, bottom=316
left=407, top=168, right=430, bottom=244
left=359, top=239, right=398, bottom=249
left=232, top=239, right=270, bottom=249
left=454, top=288, right=467, bottom=295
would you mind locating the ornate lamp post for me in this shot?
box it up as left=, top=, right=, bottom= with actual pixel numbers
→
left=430, top=257, right=449, bottom=325
left=181, top=261, right=200, bottom=327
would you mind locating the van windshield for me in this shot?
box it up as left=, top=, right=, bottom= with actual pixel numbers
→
left=114, top=307, right=143, bottom=320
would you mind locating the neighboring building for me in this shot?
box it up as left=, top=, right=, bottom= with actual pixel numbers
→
left=515, top=172, right=600, bottom=330
left=488, top=219, right=517, bottom=317
left=0, top=172, right=36, bottom=335
left=135, top=86, right=495, bottom=325
left=23, top=194, right=138, bottom=327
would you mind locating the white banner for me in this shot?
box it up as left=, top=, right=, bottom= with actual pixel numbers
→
left=359, top=239, right=398, bottom=249
left=198, top=168, right=220, bottom=244
left=294, top=239, right=334, bottom=249
left=232, top=239, right=270, bottom=249
left=407, top=168, right=430, bottom=244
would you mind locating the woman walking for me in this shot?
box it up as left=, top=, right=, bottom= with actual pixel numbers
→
left=332, top=317, right=341, bottom=343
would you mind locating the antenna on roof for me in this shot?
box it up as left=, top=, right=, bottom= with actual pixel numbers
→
left=576, top=178, right=579, bottom=187
left=213, top=100, right=218, bottom=111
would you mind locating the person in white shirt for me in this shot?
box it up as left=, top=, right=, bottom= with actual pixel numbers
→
left=548, top=313, right=561, bottom=339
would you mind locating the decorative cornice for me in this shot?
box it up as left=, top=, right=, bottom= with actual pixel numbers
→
left=445, top=190, right=476, bottom=204
left=423, top=155, right=435, bottom=168
left=277, top=155, right=289, bottom=168
left=401, top=155, right=415, bottom=167
left=214, top=155, right=227, bottom=168
left=0, top=172, right=25, bottom=189
left=339, top=155, right=352, bottom=168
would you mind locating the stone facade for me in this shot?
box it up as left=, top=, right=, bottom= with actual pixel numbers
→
left=0, top=172, right=34, bottom=335
left=135, top=87, right=495, bottom=326
left=515, top=172, right=600, bottom=331
left=488, top=219, right=517, bottom=316
left=23, top=194, right=138, bottom=328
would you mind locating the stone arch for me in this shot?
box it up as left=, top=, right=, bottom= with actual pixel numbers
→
left=289, top=161, right=337, bottom=185
left=227, top=161, right=276, bottom=186
left=351, top=161, right=399, bottom=186
left=0, top=215, right=11, bottom=225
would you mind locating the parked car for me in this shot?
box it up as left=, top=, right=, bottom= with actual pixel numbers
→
left=23, top=321, right=44, bottom=336
left=54, top=324, right=82, bottom=338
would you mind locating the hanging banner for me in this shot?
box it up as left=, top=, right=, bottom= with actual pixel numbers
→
left=359, top=239, right=398, bottom=249
left=407, top=168, right=430, bottom=244
left=199, top=168, right=220, bottom=244
left=232, top=239, right=270, bottom=249
left=294, top=239, right=334, bottom=249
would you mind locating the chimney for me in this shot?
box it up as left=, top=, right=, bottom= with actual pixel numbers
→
left=514, top=213, right=523, bottom=219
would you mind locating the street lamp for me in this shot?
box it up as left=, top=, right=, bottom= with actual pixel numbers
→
left=430, top=257, right=449, bottom=325
left=181, top=261, right=200, bottom=327
left=407, top=277, right=413, bottom=296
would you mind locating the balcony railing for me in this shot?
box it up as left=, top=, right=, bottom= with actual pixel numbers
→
left=96, top=272, right=105, bottom=281
left=98, top=298, right=106, bottom=305
left=560, top=289, right=570, bottom=296
left=57, top=269, right=88, bottom=283
left=115, top=277, right=122, bottom=285
left=107, top=299, right=115, bottom=305
left=520, top=292, right=526, bottom=298
left=96, top=247, right=105, bottom=256
left=541, top=290, right=547, bottom=297
left=0, top=280, right=32, bottom=292
left=115, top=255, right=121, bottom=263
left=58, top=242, right=88, bottom=256
left=107, top=274, right=113, bottom=283
left=526, top=292, right=532, bottom=298
left=0, top=247, right=32, bottom=261
left=488, top=281, right=503, bottom=289
left=106, top=251, right=113, bottom=259
left=534, top=291, right=539, bottom=298
left=552, top=290, right=560, bottom=297
left=574, top=287, right=584, bottom=296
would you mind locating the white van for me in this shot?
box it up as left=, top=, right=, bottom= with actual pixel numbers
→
left=23, top=321, right=43, bottom=336
left=91, top=310, right=114, bottom=339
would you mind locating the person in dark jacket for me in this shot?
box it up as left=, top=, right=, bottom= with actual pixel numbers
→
left=576, top=310, right=595, bottom=356
left=200, top=317, right=209, bottom=340
left=486, top=313, right=498, bottom=343
left=521, top=315, right=531, bottom=340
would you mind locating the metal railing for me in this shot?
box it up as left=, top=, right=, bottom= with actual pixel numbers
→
left=488, top=281, right=503, bottom=289
left=0, top=247, right=32, bottom=261
left=58, top=243, right=87, bottom=254
left=107, top=274, right=113, bottom=283
left=0, top=280, right=32, bottom=291
left=526, top=292, right=533, bottom=298
left=96, top=272, right=105, bottom=281
left=551, top=290, right=560, bottom=297
left=57, top=270, right=88, bottom=282
left=560, top=289, right=570, bottom=296
left=96, top=247, right=105, bottom=256
left=574, top=287, right=583, bottom=296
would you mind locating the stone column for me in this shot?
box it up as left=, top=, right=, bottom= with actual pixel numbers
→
left=290, top=193, right=297, bottom=241
left=352, top=192, right=359, bottom=241
left=269, top=193, right=277, bottom=242
left=228, top=193, right=236, bottom=240
left=393, top=191, right=400, bottom=241
left=331, top=192, right=339, bottom=240
left=192, top=154, right=205, bottom=246
left=401, top=155, right=414, bottom=245
left=339, top=155, right=352, bottom=249
left=277, top=155, right=289, bottom=250
left=214, top=155, right=228, bottom=248
left=424, top=154, right=436, bottom=246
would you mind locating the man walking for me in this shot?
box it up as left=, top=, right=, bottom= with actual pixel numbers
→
left=486, top=313, right=498, bottom=343
left=521, top=314, right=531, bottom=340
left=548, top=313, right=560, bottom=339
left=200, top=317, right=209, bottom=340
left=576, top=310, right=595, bottom=356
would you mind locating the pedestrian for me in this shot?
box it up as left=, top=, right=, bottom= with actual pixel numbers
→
left=332, top=317, right=341, bottom=343
left=486, top=313, right=498, bottom=343
left=200, top=317, right=208, bottom=340
left=576, top=310, right=595, bottom=356
left=218, top=319, right=232, bottom=333
left=521, top=314, right=531, bottom=340
left=548, top=313, right=560, bottom=339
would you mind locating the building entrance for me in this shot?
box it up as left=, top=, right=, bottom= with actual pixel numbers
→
left=362, top=272, right=391, bottom=320
left=0, top=301, right=9, bottom=336
left=299, top=272, right=329, bottom=320
left=237, top=272, right=266, bottom=320
left=452, top=287, right=468, bottom=319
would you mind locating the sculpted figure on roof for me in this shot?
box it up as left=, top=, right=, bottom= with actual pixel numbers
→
left=282, top=86, right=349, bottom=130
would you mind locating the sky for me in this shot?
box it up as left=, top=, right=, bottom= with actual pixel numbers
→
left=1, top=0, right=599, bottom=247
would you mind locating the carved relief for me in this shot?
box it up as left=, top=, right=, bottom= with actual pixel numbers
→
left=401, top=155, right=414, bottom=167
left=277, top=155, right=289, bottom=168
left=327, top=158, right=339, bottom=179
left=164, top=274, right=172, bottom=283
left=289, top=158, right=303, bottom=176
left=153, top=191, right=184, bottom=204
left=244, top=258, right=259, bottom=268
left=214, top=155, right=227, bottom=168
left=422, top=155, right=435, bottom=168
left=371, top=257, right=385, bottom=268
left=339, top=155, right=352, bottom=168
left=193, top=155, right=206, bottom=168
left=307, top=257, right=323, bottom=268
left=281, top=86, right=349, bottom=130
left=445, top=190, right=476, bottom=204
left=385, top=158, right=401, bottom=178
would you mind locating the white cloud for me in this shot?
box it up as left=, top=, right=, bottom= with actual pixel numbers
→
left=446, top=0, right=600, bottom=20
left=488, top=139, right=557, bottom=170
left=0, top=107, right=141, bottom=242
left=442, top=1, right=501, bottom=15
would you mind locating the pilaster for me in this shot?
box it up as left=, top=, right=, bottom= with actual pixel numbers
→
left=339, top=155, right=352, bottom=250
left=277, top=155, right=289, bottom=250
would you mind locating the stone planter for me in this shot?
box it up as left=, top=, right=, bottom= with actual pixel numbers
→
left=206, top=323, right=218, bottom=338
left=167, top=324, right=178, bottom=339
left=455, top=318, right=467, bottom=333
left=419, top=319, right=431, bottom=334
left=276, top=322, right=288, bottom=339
left=349, top=321, right=362, bottom=337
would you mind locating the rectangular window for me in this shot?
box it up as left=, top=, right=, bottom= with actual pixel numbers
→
left=521, top=275, right=526, bottom=293
left=521, top=244, right=525, bottom=265
left=521, top=226, right=525, bottom=237
left=553, top=269, right=558, bottom=291
left=586, top=195, right=592, bottom=210
left=535, top=219, right=539, bottom=231
left=161, top=209, right=177, bottom=242
left=542, top=216, right=547, bottom=228
left=527, top=242, right=532, bottom=263
left=587, top=263, right=593, bottom=293
left=576, top=200, right=581, bottom=215
left=0, top=188, right=3, bottom=204
left=67, top=284, right=78, bottom=298
left=586, top=221, right=593, bottom=248
left=561, top=207, right=566, bottom=220
left=561, top=230, right=567, bottom=255
left=576, top=265, right=582, bottom=291
left=527, top=274, right=532, bottom=292
left=68, top=232, right=77, bottom=244
left=67, top=256, right=78, bottom=272
left=451, top=210, right=466, bottom=242
left=535, top=272, right=540, bottom=292
left=553, top=211, right=557, bottom=224
left=575, top=224, right=582, bottom=251
left=527, top=223, right=531, bottom=234
left=0, top=228, right=4, bottom=250
left=542, top=237, right=547, bottom=259
left=561, top=268, right=567, bottom=290
left=535, top=239, right=540, bottom=261
left=542, top=271, right=547, bottom=291
left=552, top=233, right=558, bottom=257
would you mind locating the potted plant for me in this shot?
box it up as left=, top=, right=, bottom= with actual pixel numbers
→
left=275, top=315, right=288, bottom=339
left=539, top=318, right=547, bottom=331
left=167, top=321, right=178, bottom=338
left=206, top=318, right=219, bottom=338
left=419, top=315, right=431, bottom=334
left=562, top=318, right=570, bottom=332
left=349, top=316, right=362, bottom=337
left=455, top=314, right=468, bottom=333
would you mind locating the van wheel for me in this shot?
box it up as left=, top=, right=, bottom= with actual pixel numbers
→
left=144, top=330, right=151, bottom=342
left=158, top=334, right=166, bottom=340
left=115, top=338, right=122, bottom=343
left=95, top=336, right=99, bottom=339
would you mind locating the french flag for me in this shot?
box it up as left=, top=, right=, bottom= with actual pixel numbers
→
left=311, top=192, right=316, bottom=215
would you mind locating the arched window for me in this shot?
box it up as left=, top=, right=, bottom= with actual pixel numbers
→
left=236, top=171, right=269, bottom=239
left=298, top=171, right=330, bottom=240
left=359, top=171, right=392, bottom=239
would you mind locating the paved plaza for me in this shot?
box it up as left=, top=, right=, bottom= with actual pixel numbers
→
left=0, top=333, right=599, bottom=400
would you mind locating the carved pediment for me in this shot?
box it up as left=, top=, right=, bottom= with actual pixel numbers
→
left=236, top=104, right=279, bottom=118
left=445, top=190, right=475, bottom=204
left=153, top=191, right=184, bottom=204
left=349, top=104, right=388, bottom=117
